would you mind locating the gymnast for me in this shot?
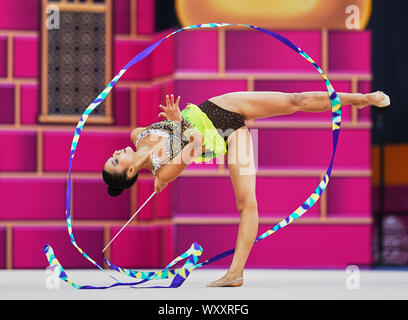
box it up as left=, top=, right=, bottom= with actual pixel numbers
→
left=102, top=90, right=389, bottom=287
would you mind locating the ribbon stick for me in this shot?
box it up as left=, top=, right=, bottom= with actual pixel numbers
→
left=42, top=23, right=341, bottom=289
left=102, top=191, right=156, bottom=253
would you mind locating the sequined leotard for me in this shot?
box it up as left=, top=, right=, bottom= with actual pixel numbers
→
left=135, top=118, right=192, bottom=175
left=135, top=100, right=246, bottom=175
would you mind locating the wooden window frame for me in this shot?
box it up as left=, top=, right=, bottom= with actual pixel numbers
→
left=39, top=0, right=113, bottom=124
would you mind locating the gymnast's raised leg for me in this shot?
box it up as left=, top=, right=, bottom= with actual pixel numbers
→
left=209, top=90, right=390, bottom=121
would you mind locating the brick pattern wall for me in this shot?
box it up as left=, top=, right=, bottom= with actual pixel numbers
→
left=0, top=0, right=373, bottom=269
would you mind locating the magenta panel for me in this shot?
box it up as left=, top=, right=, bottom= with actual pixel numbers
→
left=175, top=80, right=247, bottom=106
left=175, top=30, right=218, bottom=72
left=160, top=80, right=175, bottom=97
left=358, top=81, right=372, bottom=122
left=174, top=177, right=238, bottom=215
left=152, top=31, right=175, bottom=78
left=254, top=80, right=352, bottom=122
left=226, top=30, right=321, bottom=72
left=154, top=184, right=172, bottom=219
left=21, top=84, right=39, bottom=124
left=136, top=85, right=161, bottom=126
left=114, top=39, right=151, bottom=81
left=113, top=87, right=130, bottom=126
left=0, top=178, right=66, bottom=220
left=136, top=178, right=155, bottom=221
left=327, top=177, right=371, bottom=217
left=174, top=176, right=320, bottom=218
left=257, top=128, right=370, bottom=169
left=256, top=177, right=320, bottom=218
left=329, top=31, right=371, bottom=73
left=159, top=81, right=177, bottom=111
left=0, top=36, right=7, bottom=77
left=161, top=225, right=174, bottom=264
left=43, top=130, right=130, bottom=172
left=113, top=0, right=130, bottom=34
left=0, top=84, right=14, bottom=124
left=176, top=224, right=372, bottom=268
left=13, top=226, right=104, bottom=269
left=13, top=36, right=39, bottom=78
left=0, top=0, right=40, bottom=31
left=358, top=81, right=371, bottom=93
left=0, top=130, right=36, bottom=171
left=73, top=179, right=130, bottom=220
left=137, top=0, right=154, bottom=35
left=110, top=225, right=161, bottom=268
left=0, top=227, right=5, bottom=268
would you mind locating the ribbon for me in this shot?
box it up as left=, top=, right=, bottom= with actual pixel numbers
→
left=42, top=23, right=341, bottom=289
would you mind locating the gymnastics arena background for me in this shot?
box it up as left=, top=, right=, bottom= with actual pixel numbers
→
left=0, top=0, right=406, bottom=276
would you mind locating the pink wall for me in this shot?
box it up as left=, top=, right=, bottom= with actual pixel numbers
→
left=226, top=30, right=321, bottom=72
left=327, top=177, right=371, bottom=217
left=113, top=87, right=130, bottom=126
left=21, top=84, right=40, bottom=125
left=13, top=226, right=104, bottom=268
left=175, top=79, right=248, bottom=104
left=0, top=0, right=373, bottom=269
left=0, top=85, right=15, bottom=124
left=110, top=225, right=161, bottom=268
left=0, top=178, right=66, bottom=220
left=175, top=30, right=218, bottom=72
left=113, top=0, right=154, bottom=35
left=257, top=128, right=370, bottom=169
left=114, top=39, right=152, bottom=81
left=73, top=179, right=131, bottom=220
left=0, top=0, right=40, bottom=31
left=0, top=130, right=36, bottom=171
left=329, top=32, right=371, bottom=73
left=0, top=228, right=6, bottom=268
left=151, top=31, right=175, bottom=78
left=175, top=177, right=321, bottom=218
left=0, top=36, right=7, bottom=77
left=113, top=0, right=131, bottom=34
left=43, top=131, right=130, bottom=172
left=13, top=36, right=39, bottom=78
left=176, top=224, right=372, bottom=268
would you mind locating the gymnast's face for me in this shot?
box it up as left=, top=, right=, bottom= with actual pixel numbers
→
left=104, top=146, right=135, bottom=176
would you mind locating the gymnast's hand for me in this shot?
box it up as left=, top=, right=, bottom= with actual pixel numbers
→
left=154, top=177, right=168, bottom=193
left=158, top=94, right=182, bottom=122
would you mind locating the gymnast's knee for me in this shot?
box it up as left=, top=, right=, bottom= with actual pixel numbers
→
left=289, top=92, right=304, bottom=110
left=236, top=198, right=258, bottom=215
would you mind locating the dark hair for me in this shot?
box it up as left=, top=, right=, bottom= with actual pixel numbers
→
left=102, top=168, right=138, bottom=197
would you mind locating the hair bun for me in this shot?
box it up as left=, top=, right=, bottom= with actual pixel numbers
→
left=107, top=185, right=123, bottom=197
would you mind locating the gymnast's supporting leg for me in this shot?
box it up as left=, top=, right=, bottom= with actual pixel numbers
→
left=210, top=90, right=390, bottom=120
left=207, top=126, right=258, bottom=287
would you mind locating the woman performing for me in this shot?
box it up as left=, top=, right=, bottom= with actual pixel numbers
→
left=102, top=90, right=390, bottom=287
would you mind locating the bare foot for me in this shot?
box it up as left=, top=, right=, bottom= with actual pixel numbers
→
left=206, top=273, right=244, bottom=287
left=355, top=91, right=390, bottom=110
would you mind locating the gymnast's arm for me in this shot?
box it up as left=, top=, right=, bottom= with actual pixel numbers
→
left=154, top=132, right=204, bottom=188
